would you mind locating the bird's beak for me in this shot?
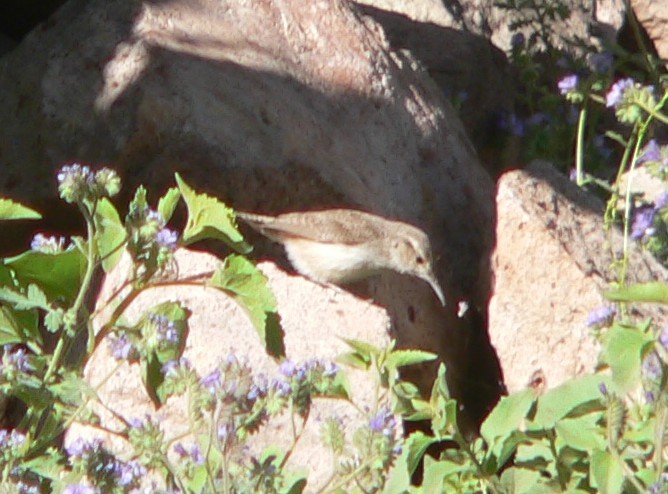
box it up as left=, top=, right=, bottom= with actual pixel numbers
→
left=422, top=272, right=446, bottom=306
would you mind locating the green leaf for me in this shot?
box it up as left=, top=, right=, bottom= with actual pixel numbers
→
left=3, top=249, right=86, bottom=303
left=382, top=446, right=411, bottom=494
left=281, top=474, right=307, bottom=494
left=555, top=413, right=606, bottom=452
left=175, top=173, right=250, bottom=253
left=142, top=353, right=165, bottom=408
left=385, top=349, right=437, bottom=370
left=0, top=284, right=50, bottom=311
left=157, top=187, right=181, bottom=223
left=421, top=456, right=467, bottom=494
left=429, top=364, right=457, bottom=437
left=0, top=198, right=41, bottom=220
left=404, top=431, right=438, bottom=476
left=600, top=325, right=653, bottom=392
left=336, top=351, right=371, bottom=370
left=481, top=388, right=536, bottom=444
left=590, top=449, right=624, bottom=494
left=499, top=467, right=543, bottom=493
left=604, top=282, right=668, bottom=304
left=0, top=305, right=41, bottom=347
left=210, top=255, right=284, bottom=358
left=94, top=197, right=127, bottom=272
left=533, top=374, right=610, bottom=429
left=142, top=302, right=190, bottom=406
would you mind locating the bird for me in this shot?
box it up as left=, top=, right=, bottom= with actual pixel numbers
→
left=236, top=208, right=445, bottom=306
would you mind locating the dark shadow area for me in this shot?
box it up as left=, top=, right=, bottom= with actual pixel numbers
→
left=356, top=3, right=513, bottom=166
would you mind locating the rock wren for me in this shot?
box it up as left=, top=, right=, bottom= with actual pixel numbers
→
left=236, top=209, right=445, bottom=306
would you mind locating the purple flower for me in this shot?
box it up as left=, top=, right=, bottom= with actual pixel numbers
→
left=660, top=326, right=668, bottom=350
left=643, top=352, right=662, bottom=381
left=593, top=134, right=613, bottom=161
left=150, top=314, right=178, bottom=343
left=606, top=78, right=635, bottom=108
left=110, top=334, right=135, bottom=360
left=66, top=437, right=103, bottom=459
left=190, top=444, right=204, bottom=465
left=201, top=368, right=222, bottom=393
left=586, top=306, right=616, bottom=328
left=1, top=346, right=31, bottom=375
left=656, top=192, right=668, bottom=211
left=145, top=210, right=166, bottom=228
left=590, top=51, right=613, bottom=74
left=115, top=459, right=146, bottom=486
left=30, top=233, right=68, bottom=253
left=558, top=74, right=578, bottom=95
left=63, top=485, right=99, bottom=494
left=57, top=164, right=95, bottom=204
left=279, top=360, right=297, bottom=378
left=322, top=361, right=338, bottom=377
left=0, top=429, right=26, bottom=450
left=525, top=112, right=551, bottom=127
left=272, top=379, right=292, bottom=397
left=369, top=407, right=396, bottom=437
left=156, top=228, right=179, bottom=251
left=631, top=206, right=656, bottom=239
left=498, top=112, right=525, bottom=137
left=637, top=139, right=663, bottom=164
left=218, top=423, right=234, bottom=442
left=510, top=32, right=525, bottom=49
left=174, top=443, right=188, bottom=458
left=598, top=383, right=609, bottom=396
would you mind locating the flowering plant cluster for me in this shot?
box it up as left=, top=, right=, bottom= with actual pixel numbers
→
left=0, top=167, right=429, bottom=493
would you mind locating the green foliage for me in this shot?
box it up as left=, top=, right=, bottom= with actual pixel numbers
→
left=0, top=198, right=41, bottom=220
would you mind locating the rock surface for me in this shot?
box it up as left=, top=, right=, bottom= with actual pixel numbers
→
left=65, top=249, right=396, bottom=491
left=630, top=0, right=668, bottom=68
left=490, top=161, right=668, bottom=393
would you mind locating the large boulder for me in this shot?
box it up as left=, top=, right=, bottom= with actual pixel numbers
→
left=490, top=161, right=668, bottom=393
left=0, top=0, right=499, bottom=459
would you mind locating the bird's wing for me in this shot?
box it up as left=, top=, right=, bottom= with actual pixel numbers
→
left=237, top=209, right=384, bottom=244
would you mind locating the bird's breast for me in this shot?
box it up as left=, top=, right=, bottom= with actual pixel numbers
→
left=283, top=238, right=382, bottom=284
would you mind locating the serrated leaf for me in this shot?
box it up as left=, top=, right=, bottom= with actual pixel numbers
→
left=533, top=375, right=610, bottom=428
left=590, top=449, right=624, bottom=494
left=158, top=187, right=181, bottom=223
left=481, top=388, right=536, bottom=445
left=21, top=448, right=65, bottom=480
left=385, top=349, right=437, bottom=370
left=0, top=285, right=50, bottom=311
left=50, top=371, right=94, bottom=405
left=600, top=325, right=653, bottom=392
left=0, top=198, right=41, bottom=220
left=341, top=338, right=382, bottom=360
left=44, top=309, right=64, bottom=333
left=94, top=197, right=127, bottom=272
left=3, top=249, right=86, bottom=303
left=210, top=255, right=284, bottom=358
left=604, top=282, right=668, bottom=304
left=336, top=352, right=370, bottom=370
left=175, top=173, right=250, bottom=253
